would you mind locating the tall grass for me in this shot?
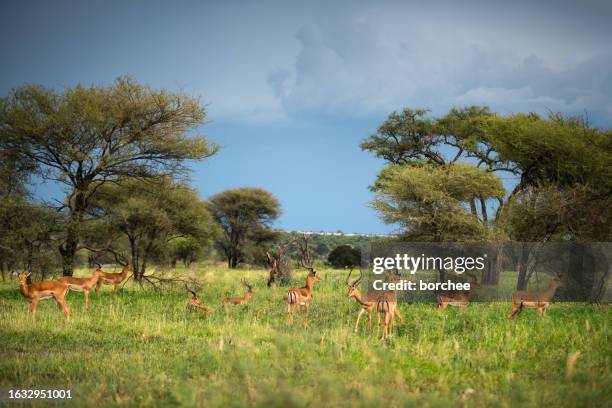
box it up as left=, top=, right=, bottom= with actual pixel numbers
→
left=0, top=266, right=610, bottom=407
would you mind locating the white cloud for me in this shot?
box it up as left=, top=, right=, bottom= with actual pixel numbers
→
left=266, top=2, right=612, bottom=125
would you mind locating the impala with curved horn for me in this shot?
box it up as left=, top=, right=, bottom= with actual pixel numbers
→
left=223, top=279, right=255, bottom=305
left=186, top=286, right=211, bottom=313
left=346, top=268, right=403, bottom=333
left=287, top=236, right=321, bottom=325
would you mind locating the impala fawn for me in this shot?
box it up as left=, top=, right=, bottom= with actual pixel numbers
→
left=346, top=269, right=403, bottom=333
left=437, top=272, right=481, bottom=314
left=60, top=269, right=104, bottom=308
left=16, top=271, right=70, bottom=321
left=223, top=279, right=255, bottom=305
left=507, top=275, right=563, bottom=319
left=186, top=287, right=210, bottom=313
left=95, top=262, right=131, bottom=293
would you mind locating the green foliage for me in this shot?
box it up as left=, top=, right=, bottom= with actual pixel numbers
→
left=278, top=232, right=376, bottom=260
left=0, top=77, right=219, bottom=274
left=209, top=188, right=281, bottom=268
left=0, top=266, right=609, bottom=407
left=363, top=106, right=612, bottom=243
left=372, top=164, right=504, bottom=241
left=327, top=245, right=361, bottom=268
left=0, top=198, right=63, bottom=276
left=170, top=236, right=212, bottom=267
left=92, top=178, right=217, bottom=277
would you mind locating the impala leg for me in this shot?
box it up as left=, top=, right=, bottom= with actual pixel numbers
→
left=367, top=308, right=373, bottom=331
left=382, top=313, right=389, bottom=339
left=54, top=292, right=70, bottom=321
left=376, top=312, right=381, bottom=338
left=438, top=302, right=447, bottom=315
left=354, top=308, right=366, bottom=333
left=113, top=284, right=118, bottom=293
left=84, top=289, right=89, bottom=308
left=394, top=307, right=404, bottom=322
left=290, top=303, right=298, bottom=323
left=507, top=303, right=519, bottom=319
left=95, top=280, right=102, bottom=293
left=29, top=298, right=39, bottom=320
left=304, top=303, right=310, bottom=327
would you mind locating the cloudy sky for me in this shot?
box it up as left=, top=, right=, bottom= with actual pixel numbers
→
left=1, top=0, right=611, bottom=233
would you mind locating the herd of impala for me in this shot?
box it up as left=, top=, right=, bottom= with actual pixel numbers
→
left=13, top=261, right=564, bottom=339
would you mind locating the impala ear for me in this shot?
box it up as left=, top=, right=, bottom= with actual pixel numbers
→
left=25, top=270, right=32, bottom=278
left=12, top=270, right=18, bottom=276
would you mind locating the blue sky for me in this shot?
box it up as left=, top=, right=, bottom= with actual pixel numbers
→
left=1, top=0, right=611, bottom=233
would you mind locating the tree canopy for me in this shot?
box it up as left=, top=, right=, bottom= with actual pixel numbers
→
left=209, top=187, right=281, bottom=268
left=0, top=77, right=218, bottom=274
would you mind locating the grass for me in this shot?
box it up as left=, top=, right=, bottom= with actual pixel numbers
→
left=0, top=266, right=610, bottom=407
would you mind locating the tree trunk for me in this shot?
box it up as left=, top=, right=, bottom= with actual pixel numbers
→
left=481, top=244, right=502, bottom=285
left=469, top=198, right=478, bottom=218
left=59, top=192, right=86, bottom=276
left=516, top=244, right=530, bottom=290
left=0, top=262, right=5, bottom=282
left=479, top=197, right=488, bottom=225
left=128, top=236, right=141, bottom=282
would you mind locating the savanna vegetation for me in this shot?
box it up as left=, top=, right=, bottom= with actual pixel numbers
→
left=0, top=266, right=609, bottom=407
left=0, top=79, right=610, bottom=407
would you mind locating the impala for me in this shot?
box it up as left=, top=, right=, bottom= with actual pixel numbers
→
left=376, top=296, right=398, bottom=340
left=346, top=269, right=403, bottom=333
left=59, top=270, right=104, bottom=308
left=15, top=271, right=70, bottom=320
left=437, top=272, right=481, bottom=314
left=287, top=237, right=321, bottom=324
left=287, top=268, right=321, bottom=324
left=374, top=273, right=404, bottom=339
left=186, top=287, right=210, bottom=313
left=507, top=274, right=563, bottom=319
left=95, top=262, right=131, bottom=293
left=223, top=279, right=255, bottom=305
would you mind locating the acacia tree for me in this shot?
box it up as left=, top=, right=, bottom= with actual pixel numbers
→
left=209, top=188, right=281, bottom=268
left=0, top=198, right=63, bottom=280
left=0, top=77, right=218, bottom=275
left=363, top=107, right=611, bottom=287
left=90, top=178, right=216, bottom=281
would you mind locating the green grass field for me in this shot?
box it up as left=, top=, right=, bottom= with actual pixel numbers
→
left=1, top=266, right=610, bottom=407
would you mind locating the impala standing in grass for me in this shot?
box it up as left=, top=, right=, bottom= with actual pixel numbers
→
left=287, top=236, right=321, bottom=325
left=346, top=269, right=403, bottom=333
left=507, top=274, right=564, bottom=319
left=95, top=262, right=131, bottom=293
left=16, top=271, right=71, bottom=320
left=436, top=272, right=481, bottom=314
left=60, top=269, right=104, bottom=308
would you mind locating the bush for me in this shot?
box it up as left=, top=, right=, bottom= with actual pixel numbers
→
left=327, top=245, right=361, bottom=269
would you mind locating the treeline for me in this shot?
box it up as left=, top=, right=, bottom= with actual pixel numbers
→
left=362, top=107, right=611, bottom=289
left=1, top=79, right=610, bottom=289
